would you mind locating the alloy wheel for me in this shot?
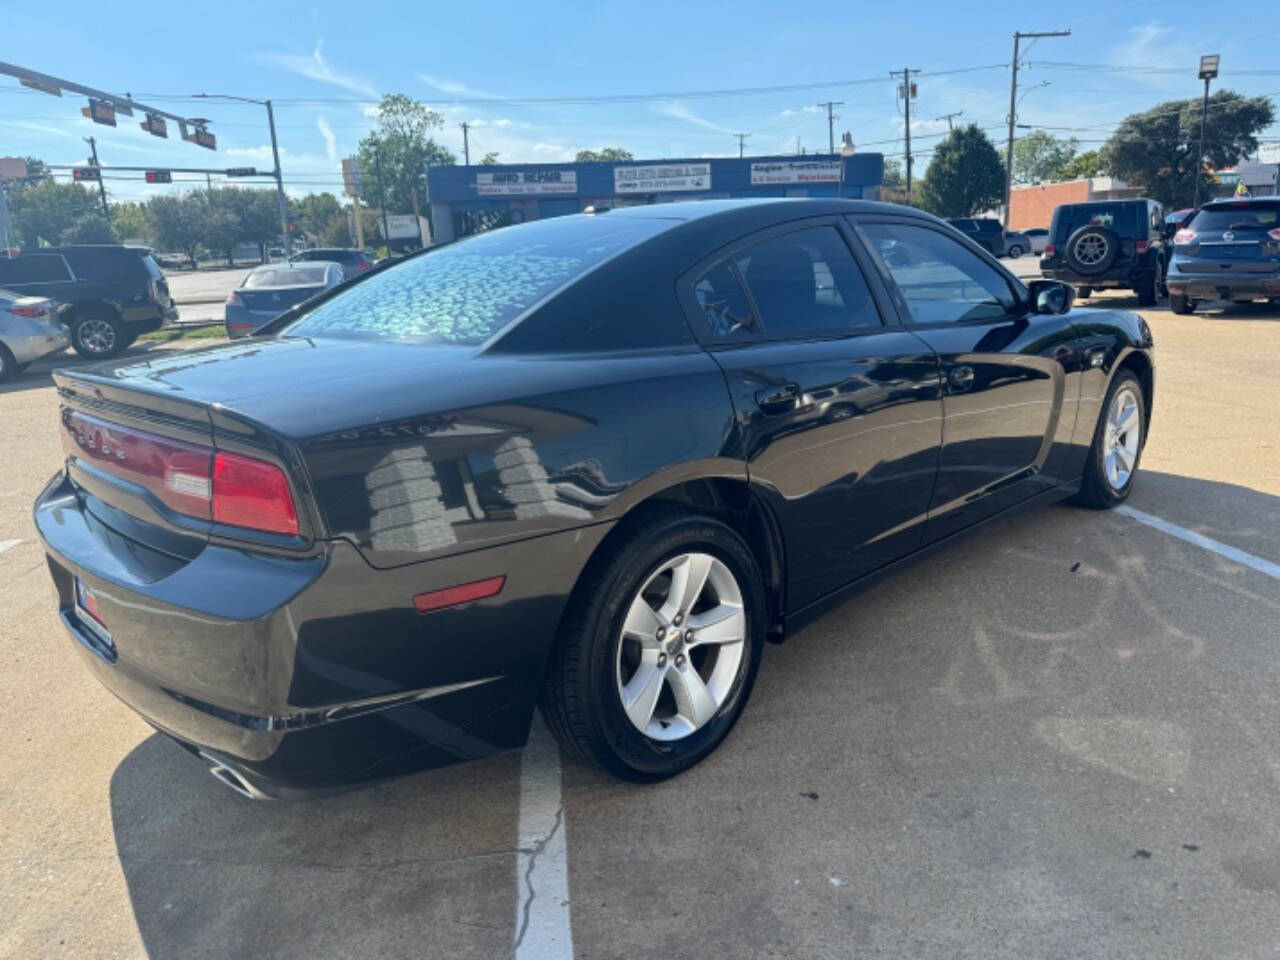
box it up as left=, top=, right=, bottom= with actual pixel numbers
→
left=77, top=318, right=117, bottom=356
left=1074, top=233, right=1109, bottom=267
left=615, top=552, right=746, bottom=742
left=1103, top=386, right=1141, bottom=492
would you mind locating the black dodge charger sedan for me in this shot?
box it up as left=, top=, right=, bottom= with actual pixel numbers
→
left=35, top=199, right=1154, bottom=796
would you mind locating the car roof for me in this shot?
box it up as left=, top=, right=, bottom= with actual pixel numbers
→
left=36, top=244, right=151, bottom=253
left=1201, top=197, right=1280, bottom=210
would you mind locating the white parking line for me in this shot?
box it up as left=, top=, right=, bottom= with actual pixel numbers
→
left=512, top=714, right=574, bottom=960
left=0, top=539, right=22, bottom=556
left=1116, top=505, right=1280, bottom=582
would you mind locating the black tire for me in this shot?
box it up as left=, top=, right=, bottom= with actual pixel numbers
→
left=1006, top=244, right=1023, bottom=259
left=1136, top=268, right=1161, bottom=307
left=70, top=312, right=126, bottom=359
left=1064, top=225, right=1119, bottom=276
left=0, top=344, right=15, bottom=384
left=1076, top=286, right=1093, bottom=299
left=1073, top=369, right=1145, bottom=510
left=1170, top=292, right=1194, bottom=315
left=541, top=507, right=766, bottom=781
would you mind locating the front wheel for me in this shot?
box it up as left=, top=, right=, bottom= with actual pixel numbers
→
left=0, top=344, right=16, bottom=383
left=1073, top=369, right=1145, bottom=509
left=541, top=509, right=765, bottom=781
left=1136, top=268, right=1162, bottom=307
left=1076, top=286, right=1093, bottom=299
left=1170, top=292, right=1195, bottom=315
left=71, top=313, right=126, bottom=359
left=1006, top=244, right=1023, bottom=259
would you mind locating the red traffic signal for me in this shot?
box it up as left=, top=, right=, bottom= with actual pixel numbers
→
left=145, top=170, right=172, bottom=184
left=72, top=167, right=101, bottom=182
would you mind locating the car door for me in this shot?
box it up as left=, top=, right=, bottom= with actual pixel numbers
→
left=679, top=218, right=943, bottom=610
left=853, top=216, right=1081, bottom=541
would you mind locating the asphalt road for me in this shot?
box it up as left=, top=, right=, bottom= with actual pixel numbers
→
left=2, top=300, right=1278, bottom=959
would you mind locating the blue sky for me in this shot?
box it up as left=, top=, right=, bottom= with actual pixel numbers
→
left=4, top=0, right=1279, bottom=203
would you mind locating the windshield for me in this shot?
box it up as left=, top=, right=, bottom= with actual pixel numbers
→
left=1190, top=203, right=1280, bottom=232
left=245, top=266, right=330, bottom=287
left=284, top=214, right=669, bottom=345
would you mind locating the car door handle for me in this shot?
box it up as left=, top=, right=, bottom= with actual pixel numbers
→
left=755, top=383, right=801, bottom=415
left=948, top=365, right=976, bottom=392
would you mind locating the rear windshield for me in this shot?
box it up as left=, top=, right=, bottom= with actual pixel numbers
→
left=1053, top=203, right=1138, bottom=240
left=1190, top=203, right=1280, bottom=231
left=284, top=215, right=669, bottom=345
left=246, top=266, right=330, bottom=287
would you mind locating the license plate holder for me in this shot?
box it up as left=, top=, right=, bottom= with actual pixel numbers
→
left=74, top=577, right=115, bottom=655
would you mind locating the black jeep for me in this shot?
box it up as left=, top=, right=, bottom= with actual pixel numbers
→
left=0, top=245, right=178, bottom=359
left=1039, top=199, right=1167, bottom=306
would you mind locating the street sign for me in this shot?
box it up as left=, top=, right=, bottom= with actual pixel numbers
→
left=0, top=157, right=28, bottom=181
left=184, top=128, right=217, bottom=150
left=144, top=170, right=172, bottom=184
left=72, top=167, right=101, bottom=182
left=342, top=157, right=363, bottom=197
left=1208, top=172, right=1241, bottom=186
left=140, top=114, right=168, bottom=138
left=225, top=167, right=258, bottom=178
left=82, top=98, right=116, bottom=127
left=1259, top=143, right=1280, bottom=165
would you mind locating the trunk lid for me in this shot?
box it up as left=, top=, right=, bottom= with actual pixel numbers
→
left=238, top=284, right=325, bottom=313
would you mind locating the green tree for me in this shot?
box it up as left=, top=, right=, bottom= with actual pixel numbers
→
left=574, top=147, right=633, bottom=163
left=110, top=201, right=150, bottom=242
left=201, top=206, right=243, bottom=265
left=291, top=192, right=343, bottom=242
left=213, top=187, right=280, bottom=259
left=479, top=152, right=500, bottom=165
left=7, top=177, right=100, bottom=247
left=1012, top=129, right=1079, bottom=183
left=60, top=211, right=117, bottom=244
left=148, top=194, right=204, bottom=263
left=881, top=158, right=905, bottom=191
left=358, top=94, right=456, bottom=215
left=1056, top=150, right=1104, bottom=180
left=916, top=124, right=1006, bottom=218
left=1101, top=91, right=1275, bottom=207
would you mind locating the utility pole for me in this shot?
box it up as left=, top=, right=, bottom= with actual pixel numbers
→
left=817, top=101, right=843, bottom=155
left=1004, top=30, right=1071, bottom=228
left=83, top=137, right=109, bottom=215
left=735, top=132, right=750, bottom=158
left=460, top=122, right=471, bottom=166
left=796, top=136, right=802, bottom=155
left=936, top=110, right=963, bottom=132
left=891, top=70, right=919, bottom=194
left=375, top=147, right=391, bottom=251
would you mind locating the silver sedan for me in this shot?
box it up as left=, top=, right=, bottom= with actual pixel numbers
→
left=0, top=289, right=69, bottom=382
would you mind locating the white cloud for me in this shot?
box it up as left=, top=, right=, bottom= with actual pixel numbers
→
left=262, top=38, right=377, bottom=99
left=653, top=100, right=735, bottom=135
left=802, top=105, right=821, bottom=114
left=420, top=74, right=503, bottom=100
left=316, top=115, right=337, bottom=162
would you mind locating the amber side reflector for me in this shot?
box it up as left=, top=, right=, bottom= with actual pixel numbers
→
left=413, top=576, right=506, bottom=614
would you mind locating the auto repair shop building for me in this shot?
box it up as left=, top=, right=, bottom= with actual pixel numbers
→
left=425, top=154, right=885, bottom=242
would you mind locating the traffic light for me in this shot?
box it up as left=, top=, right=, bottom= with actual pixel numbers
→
left=72, top=167, right=100, bottom=182
left=145, top=170, right=172, bottom=184
left=184, top=127, right=217, bottom=150
left=81, top=98, right=116, bottom=127
left=140, top=114, right=168, bottom=138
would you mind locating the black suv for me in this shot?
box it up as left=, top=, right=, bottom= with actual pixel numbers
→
left=1040, top=199, right=1167, bottom=306
left=291, top=247, right=374, bottom=280
left=946, top=218, right=1006, bottom=256
left=0, top=245, right=177, bottom=358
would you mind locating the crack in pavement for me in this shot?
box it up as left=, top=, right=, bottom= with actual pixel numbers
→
left=507, top=804, right=564, bottom=960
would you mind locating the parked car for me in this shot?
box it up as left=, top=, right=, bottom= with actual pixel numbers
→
left=947, top=217, right=1006, bottom=256
left=0, top=289, right=69, bottom=382
left=1039, top=199, right=1167, bottom=306
left=1023, top=227, right=1051, bottom=255
left=225, top=262, right=345, bottom=338
left=1003, top=231, right=1031, bottom=258
left=1166, top=198, right=1280, bottom=314
left=0, top=246, right=177, bottom=358
left=291, top=246, right=374, bottom=280
left=35, top=199, right=1153, bottom=795
left=154, top=252, right=193, bottom=271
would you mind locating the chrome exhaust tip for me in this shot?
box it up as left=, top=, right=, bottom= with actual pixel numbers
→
left=199, top=751, right=269, bottom=800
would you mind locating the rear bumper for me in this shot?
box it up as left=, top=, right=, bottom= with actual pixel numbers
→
left=1165, top=268, right=1280, bottom=299
left=1041, top=263, right=1154, bottom=288
left=4, top=324, right=70, bottom=365
left=35, top=469, right=603, bottom=795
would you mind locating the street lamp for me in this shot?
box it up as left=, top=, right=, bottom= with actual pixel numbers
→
left=1193, top=54, right=1220, bottom=208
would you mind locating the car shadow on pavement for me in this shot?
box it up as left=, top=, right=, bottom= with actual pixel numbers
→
left=109, top=734, right=522, bottom=960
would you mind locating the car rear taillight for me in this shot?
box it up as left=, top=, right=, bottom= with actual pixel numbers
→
left=226, top=291, right=244, bottom=307
left=1173, top=229, right=1197, bottom=245
left=212, top=451, right=299, bottom=537
left=1269, top=228, right=1280, bottom=241
left=1135, top=240, right=1149, bottom=254
left=357, top=260, right=371, bottom=270
left=228, top=321, right=255, bottom=334
left=1043, top=243, right=1056, bottom=257
left=8, top=305, right=48, bottom=318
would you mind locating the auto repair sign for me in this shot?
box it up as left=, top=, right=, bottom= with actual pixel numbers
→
left=475, top=170, right=578, bottom=195
left=750, top=160, right=842, bottom=185
left=614, top=163, right=711, bottom=193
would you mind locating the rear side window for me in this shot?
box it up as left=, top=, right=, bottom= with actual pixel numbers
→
left=62, top=248, right=146, bottom=282
left=1052, top=203, right=1138, bottom=241
left=285, top=215, right=669, bottom=345
left=1189, top=203, right=1280, bottom=231
left=733, top=226, right=881, bottom=338
left=0, top=254, right=71, bottom=284
left=693, top=261, right=756, bottom=339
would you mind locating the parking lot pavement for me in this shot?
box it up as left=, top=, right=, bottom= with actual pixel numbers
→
left=164, top=266, right=253, bottom=304
left=1, top=306, right=1277, bottom=958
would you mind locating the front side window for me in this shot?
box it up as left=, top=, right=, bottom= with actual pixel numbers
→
left=731, top=226, right=880, bottom=338
left=862, top=222, right=1017, bottom=325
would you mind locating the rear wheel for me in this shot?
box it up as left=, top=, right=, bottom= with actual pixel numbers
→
left=1170, top=292, right=1195, bottom=315
left=1076, top=286, right=1092, bottom=299
left=71, top=312, right=126, bottom=359
left=1073, top=369, right=1145, bottom=509
left=1007, top=244, right=1023, bottom=259
left=1136, top=267, right=1162, bottom=307
left=0, top=344, right=16, bottom=383
left=541, top=508, right=765, bottom=781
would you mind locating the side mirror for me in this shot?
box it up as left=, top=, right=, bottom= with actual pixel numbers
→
left=1028, top=279, right=1075, bottom=315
